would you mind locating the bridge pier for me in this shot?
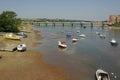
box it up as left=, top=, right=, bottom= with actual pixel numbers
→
left=45, top=23, right=48, bottom=26
left=80, top=23, right=83, bottom=28
left=62, top=23, right=64, bottom=27
left=39, top=23, right=40, bottom=26
left=71, top=23, right=73, bottom=27
left=91, top=22, right=93, bottom=29
left=52, top=23, right=55, bottom=26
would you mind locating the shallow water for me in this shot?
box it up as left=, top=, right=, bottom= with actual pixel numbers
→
left=34, top=25, right=120, bottom=80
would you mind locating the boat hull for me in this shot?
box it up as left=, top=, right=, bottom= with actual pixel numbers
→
left=58, top=41, right=67, bottom=48
left=96, top=69, right=110, bottom=80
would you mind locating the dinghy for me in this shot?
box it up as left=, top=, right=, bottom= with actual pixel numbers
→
left=17, top=44, right=26, bottom=52
left=58, top=41, right=67, bottom=48
left=96, top=69, right=110, bottom=80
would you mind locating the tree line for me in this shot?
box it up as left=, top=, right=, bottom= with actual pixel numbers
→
left=0, top=11, right=22, bottom=32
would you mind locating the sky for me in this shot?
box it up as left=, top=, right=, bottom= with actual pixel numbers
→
left=0, top=0, right=120, bottom=21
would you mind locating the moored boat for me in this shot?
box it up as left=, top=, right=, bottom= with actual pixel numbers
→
left=66, top=32, right=72, bottom=38
left=58, top=41, right=67, bottom=48
left=96, top=69, right=110, bottom=80
left=72, top=38, right=78, bottom=42
left=110, top=38, right=118, bottom=46
left=99, top=34, right=106, bottom=39
left=79, top=34, right=86, bottom=38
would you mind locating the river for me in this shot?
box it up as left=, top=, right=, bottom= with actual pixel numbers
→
left=33, top=24, right=120, bottom=80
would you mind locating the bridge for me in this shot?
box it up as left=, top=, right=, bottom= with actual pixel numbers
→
left=23, top=21, right=103, bottom=27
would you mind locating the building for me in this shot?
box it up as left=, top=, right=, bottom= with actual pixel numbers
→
left=109, top=15, right=120, bottom=24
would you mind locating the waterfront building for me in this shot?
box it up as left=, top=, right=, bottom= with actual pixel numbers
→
left=109, top=15, right=120, bottom=24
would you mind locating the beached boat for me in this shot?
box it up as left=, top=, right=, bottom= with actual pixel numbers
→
left=58, top=41, right=67, bottom=48
left=3, top=33, right=21, bottom=40
left=16, top=32, right=27, bottom=38
left=79, top=34, right=86, bottom=38
left=72, top=38, right=78, bottom=42
left=96, top=69, right=110, bottom=80
left=17, top=44, right=26, bottom=52
left=110, top=39, right=118, bottom=46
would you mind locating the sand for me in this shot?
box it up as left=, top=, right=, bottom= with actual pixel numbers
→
left=0, top=24, right=68, bottom=80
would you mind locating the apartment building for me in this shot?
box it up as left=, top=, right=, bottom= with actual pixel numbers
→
left=109, top=15, right=120, bottom=24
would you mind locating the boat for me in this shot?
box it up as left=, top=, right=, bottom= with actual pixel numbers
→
left=96, top=32, right=100, bottom=35
left=72, top=38, right=78, bottom=42
left=3, top=33, right=21, bottom=40
left=16, top=32, right=27, bottom=38
left=96, top=69, right=110, bottom=80
left=110, top=39, right=118, bottom=46
left=77, top=30, right=80, bottom=33
left=66, top=32, right=72, bottom=38
left=17, top=44, right=26, bottom=52
left=99, top=34, right=106, bottom=39
left=58, top=41, right=67, bottom=48
left=79, top=34, right=86, bottom=38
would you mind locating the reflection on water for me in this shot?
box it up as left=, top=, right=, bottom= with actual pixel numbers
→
left=34, top=25, right=120, bottom=80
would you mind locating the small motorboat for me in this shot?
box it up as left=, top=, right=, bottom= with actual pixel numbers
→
left=17, top=44, right=26, bottom=52
left=79, top=34, right=86, bottom=38
left=96, top=69, right=110, bottom=80
left=72, top=38, right=78, bottom=42
left=3, top=33, right=21, bottom=40
left=77, top=30, right=80, bottom=33
left=16, top=32, right=27, bottom=38
left=66, top=32, right=72, bottom=38
left=58, top=41, right=67, bottom=48
left=99, top=34, right=106, bottom=39
left=96, top=32, right=100, bottom=35
left=110, top=39, right=118, bottom=46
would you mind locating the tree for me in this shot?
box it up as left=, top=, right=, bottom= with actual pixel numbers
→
left=0, top=11, right=22, bottom=32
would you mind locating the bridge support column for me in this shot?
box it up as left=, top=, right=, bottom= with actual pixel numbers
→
left=39, top=23, right=40, bottom=26
left=53, top=23, right=55, bottom=26
left=80, top=23, right=83, bottom=28
left=45, top=23, right=48, bottom=26
left=71, top=23, right=73, bottom=27
left=62, top=23, right=64, bottom=27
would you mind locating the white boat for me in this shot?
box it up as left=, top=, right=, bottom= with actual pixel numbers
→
left=72, top=38, right=78, bottom=42
left=110, top=39, right=118, bottom=46
left=99, top=34, right=106, bottom=39
left=58, top=41, right=67, bottom=48
left=17, top=44, right=26, bottom=52
left=96, top=69, right=110, bottom=80
left=77, top=30, right=80, bottom=33
left=79, top=34, right=86, bottom=38
left=96, top=32, right=100, bottom=35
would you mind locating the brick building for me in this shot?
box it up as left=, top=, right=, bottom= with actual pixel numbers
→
left=109, top=15, right=120, bottom=24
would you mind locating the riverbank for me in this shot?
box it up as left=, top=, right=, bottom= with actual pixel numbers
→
left=109, top=26, right=120, bottom=29
left=0, top=24, right=68, bottom=80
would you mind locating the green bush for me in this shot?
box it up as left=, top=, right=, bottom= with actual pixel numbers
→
left=113, top=22, right=120, bottom=27
left=0, top=11, right=22, bottom=32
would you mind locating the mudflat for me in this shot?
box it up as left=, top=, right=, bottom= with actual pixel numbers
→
left=0, top=24, right=68, bottom=80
